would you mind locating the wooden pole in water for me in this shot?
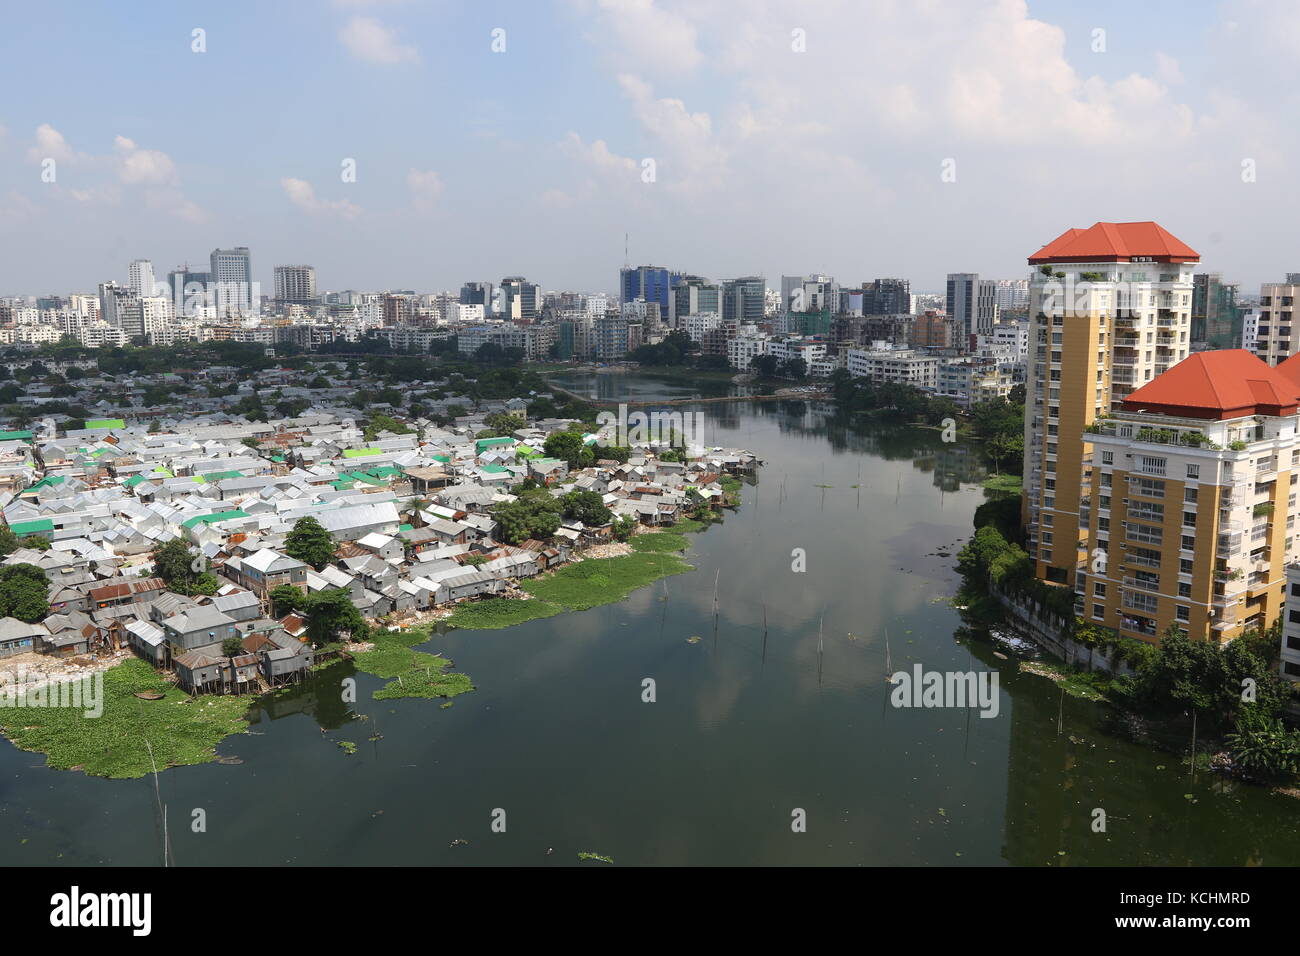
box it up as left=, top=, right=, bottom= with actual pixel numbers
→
left=1056, top=685, right=1064, bottom=736
left=712, top=569, right=720, bottom=647
left=817, top=613, right=824, bottom=688
left=761, top=602, right=768, bottom=666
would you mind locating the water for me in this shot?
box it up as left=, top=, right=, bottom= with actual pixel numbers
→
left=3, top=370, right=1299, bottom=866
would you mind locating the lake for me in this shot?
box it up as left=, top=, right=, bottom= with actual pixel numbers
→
left=3, top=369, right=1298, bottom=866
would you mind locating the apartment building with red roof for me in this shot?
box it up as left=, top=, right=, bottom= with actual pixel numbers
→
left=1023, top=222, right=1200, bottom=600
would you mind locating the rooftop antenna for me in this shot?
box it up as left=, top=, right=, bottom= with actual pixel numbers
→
left=624, top=232, right=629, bottom=269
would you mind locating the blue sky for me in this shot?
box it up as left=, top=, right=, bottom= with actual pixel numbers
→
left=0, top=0, right=1294, bottom=296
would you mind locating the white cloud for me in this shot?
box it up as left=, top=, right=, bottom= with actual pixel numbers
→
left=339, top=16, right=418, bottom=64
left=27, top=123, right=78, bottom=164
left=114, top=135, right=178, bottom=185
left=281, top=177, right=362, bottom=219
left=407, top=168, right=444, bottom=209
left=578, top=0, right=703, bottom=75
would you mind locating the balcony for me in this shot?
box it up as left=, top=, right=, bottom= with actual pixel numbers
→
left=1122, top=576, right=1161, bottom=593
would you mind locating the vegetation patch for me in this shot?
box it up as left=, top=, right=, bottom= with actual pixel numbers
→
left=445, top=597, right=564, bottom=630
left=352, top=628, right=475, bottom=701
left=0, top=658, right=249, bottom=779
left=524, top=551, right=693, bottom=611
left=981, top=473, right=1022, bottom=496
left=631, top=532, right=690, bottom=553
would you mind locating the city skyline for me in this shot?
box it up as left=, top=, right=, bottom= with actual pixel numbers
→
left=3, top=0, right=1299, bottom=295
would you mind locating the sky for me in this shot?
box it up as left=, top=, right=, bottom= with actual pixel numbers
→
left=0, top=0, right=1295, bottom=297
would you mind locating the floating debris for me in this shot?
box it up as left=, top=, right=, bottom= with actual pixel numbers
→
left=686, top=636, right=702, bottom=644
left=578, top=851, right=614, bottom=864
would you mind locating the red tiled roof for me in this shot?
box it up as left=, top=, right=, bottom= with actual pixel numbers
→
left=1275, top=351, right=1300, bottom=388
left=1028, top=221, right=1199, bottom=264
left=1120, top=350, right=1300, bottom=419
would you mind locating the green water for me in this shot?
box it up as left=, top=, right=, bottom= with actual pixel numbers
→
left=2, top=371, right=1297, bottom=866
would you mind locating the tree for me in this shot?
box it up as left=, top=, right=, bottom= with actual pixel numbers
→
left=151, top=538, right=219, bottom=596
left=222, top=636, right=246, bottom=658
left=269, top=584, right=305, bottom=617
left=301, top=588, right=369, bottom=646
left=544, top=430, right=593, bottom=468
left=493, top=493, right=564, bottom=545
left=285, top=516, right=336, bottom=571
left=611, top=516, right=636, bottom=542
left=0, top=564, right=49, bottom=622
left=561, top=489, right=613, bottom=526
left=750, top=354, right=780, bottom=379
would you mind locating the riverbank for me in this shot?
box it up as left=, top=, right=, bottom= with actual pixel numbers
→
left=445, top=524, right=698, bottom=629
left=0, top=658, right=249, bottom=779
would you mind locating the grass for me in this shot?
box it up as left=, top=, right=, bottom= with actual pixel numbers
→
left=668, top=516, right=711, bottom=533
left=982, top=474, right=1022, bottom=495
left=351, top=628, right=475, bottom=701
left=631, top=532, right=690, bottom=553
left=523, top=551, right=693, bottom=611
left=444, top=596, right=564, bottom=630
left=0, top=658, right=250, bottom=779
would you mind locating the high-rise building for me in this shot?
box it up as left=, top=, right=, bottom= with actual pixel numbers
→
left=381, top=293, right=411, bottom=326
left=1249, top=281, right=1300, bottom=365
left=209, top=246, right=253, bottom=313
left=97, top=280, right=134, bottom=329
left=1082, top=351, right=1300, bottom=644
left=1191, top=273, right=1243, bottom=350
left=128, top=259, right=155, bottom=297
left=1021, top=220, right=1199, bottom=588
left=992, top=279, right=1030, bottom=314
left=946, top=273, right=1001, bottom=345
left=499, top=276, right=540, bottom=321
left=946, top=273, right=977, bottom=342
left=780, top=274, right=837, bottom=314
left=620, top=265, right=679, bottom=315
left=460, top=281, right=494, bottom=317
left=862, top=278, right=911, bottom=316
left=273, top=265, right=317, bottom=305
left=722, top=276, right=766, bottom=325
left=670, top=276, right=720, bottom=327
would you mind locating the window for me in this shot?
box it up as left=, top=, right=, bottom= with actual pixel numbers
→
left=1181, top=534, right=1196, bottom=551
left=1178, top=582, right=1191, bottom=598
left=1183, top=512, right=1196, bottom=527
left=1093, top=583, right=1107, bottom=596
left=1092, top=604, right=1105, bottom=620
left=1180, top=559, right=1194, bottom=575
left=1184, top=488, right=1198, bottom=503
left=1176, top=606, right=1190, bottom=622
left=1101, top=451, right=1114, bottom=465
left=1186, top=464, right=1199, bottom=479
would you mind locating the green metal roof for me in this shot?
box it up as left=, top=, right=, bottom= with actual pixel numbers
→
left=475, top=436, right=517, bottom=453
left=181, top=510, right=250, bottom=529
left=85, top=418, right=126, bottom=430
left=9, top=518, right=54, bottom=536
left=24, top=475, right=65, bottom=492
left=342, top=447, right=382, bottom=459
left=202, top=470, right=244, bottom=482
left=0, top=430, right=34, bottom=441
